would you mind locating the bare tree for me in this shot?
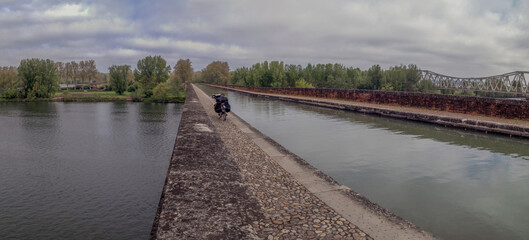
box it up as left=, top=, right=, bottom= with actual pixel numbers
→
left=55, top=62, right=65, bottom=84
left=71, top=61, right=79, bottom=85
left=86, top=60, right=98, bottom=87
left=79, top=61, right=87, bottom=85
left=65, top=62, right=72, bottom=89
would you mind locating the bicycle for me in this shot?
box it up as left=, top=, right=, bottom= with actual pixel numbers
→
left=212, top=94, right=229, bottom=121
left=219, top=102, right=227, bottom=121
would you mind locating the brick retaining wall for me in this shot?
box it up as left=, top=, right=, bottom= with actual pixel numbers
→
left=215, top=85, right=529, bottom=120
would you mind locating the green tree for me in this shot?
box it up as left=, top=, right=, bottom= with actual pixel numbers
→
left=18, top=58, right=59, bottom=98
left=230, top=67, right=249, bottom=86
left=201, top=61, right=230, bottom=84
left=229, top=61, right=428, bottom=93
left=167, top=70, right=184, bottom=96
left=0, top=67, right=22, bottom=98
left=404, top=64, right=421, bottom=91
left=174, top=59, right=193, bottom=84
left=153, top=82, right=170, bottom=101
left=259, top=61, right=274, bottom=87
left=366, top=64, right=383, bottom=90
left=108, top=64, right=130, bottom=95
left=285, top=64, right=301, bottom=87
left=384, top=66, right=406, bottom=91
left=346, top=67, right=362, bottom=89
left=417, top=79, right=436, bottom=93
left=269, top=61, right=286, bottom=87
left=134, top=56, right=171, bottom=97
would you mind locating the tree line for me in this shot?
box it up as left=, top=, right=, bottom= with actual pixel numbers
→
left=193, top=61, right=435, bottom=93
left=111, top=57, right=192, bottom=100
left=56, top=60, right=99, bottom=87
left=196, top=61, right=519, bottom=98
left=228, top=61, right=436, bottom=92
left=0, top=57, right=193, bottom=100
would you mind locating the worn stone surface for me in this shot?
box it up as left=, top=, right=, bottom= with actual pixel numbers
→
left=194, top=85, right=435, bottom=240
left=209, top=84, right=529, bottom=138
left=151, top=88, right=262, bottom=239
left=193, top=85, right=379, bottom=239
left=212, top=84, right=529, bottom=121
left=152, top=84, right=436, bottom=239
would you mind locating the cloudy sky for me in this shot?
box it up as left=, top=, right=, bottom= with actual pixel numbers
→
left=0, top=0, right=528, bottom=77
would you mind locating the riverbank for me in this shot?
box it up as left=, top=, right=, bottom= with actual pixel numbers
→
left=206, top=84, right=529, bottom=138
left=151, top=84, right=434, bottom=239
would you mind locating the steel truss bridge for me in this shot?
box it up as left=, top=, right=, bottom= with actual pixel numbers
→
left=420, top=70, right=529, bottom=95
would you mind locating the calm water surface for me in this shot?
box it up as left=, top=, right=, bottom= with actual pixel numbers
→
left=0, top=102, right=182, bottom=240
left=200, top=85, right=529, bottom=240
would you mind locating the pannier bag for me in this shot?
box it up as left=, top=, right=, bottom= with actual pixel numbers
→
left=214, top=103, right=222, bottom=113
left=213, top=95, right=231, bottom=113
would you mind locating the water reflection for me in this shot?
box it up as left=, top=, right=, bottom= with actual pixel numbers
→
left=314, top=107, right=529, bottom=159
left=198, top=85, right=529, bottom=240
left=20, top=102, right=59, bottom=131
left=202, top=85, right=529, bottom=159
left=0, top=102, right=182, bottom=240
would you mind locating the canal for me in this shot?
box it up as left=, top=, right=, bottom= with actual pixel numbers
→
left=0, top=102, right=182, bottom=240
left=199, top=85, right=529, bottom=240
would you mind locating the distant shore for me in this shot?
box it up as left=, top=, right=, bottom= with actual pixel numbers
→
left=0, top=90, right=186, bottom=103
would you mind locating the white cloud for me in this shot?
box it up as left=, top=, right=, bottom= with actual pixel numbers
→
left=127, top=37, right=248, bottom=56
left=110, top=48, right=142, bottom=58
left=43, top=3, right=90, bottom=18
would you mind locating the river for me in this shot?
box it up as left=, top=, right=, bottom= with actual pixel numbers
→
left=199, top=85, right=529, bottom=240
left=0, top=102, right=182, bottom=239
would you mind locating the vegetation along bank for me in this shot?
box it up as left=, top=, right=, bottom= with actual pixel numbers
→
left=0, top=57, right=191, bottom=103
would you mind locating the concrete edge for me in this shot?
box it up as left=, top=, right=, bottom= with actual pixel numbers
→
left=194, top=84, right=436, bottom=240
left=150, top=93, right=190, bottom=239
left=207, top=84, right=529, bottom=138
left=150, top=86, right=262, bottom=239
left=228, top=100, right=433, bottom=236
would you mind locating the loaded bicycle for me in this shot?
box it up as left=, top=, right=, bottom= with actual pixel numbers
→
left=212, top=94, right=231, bottom=121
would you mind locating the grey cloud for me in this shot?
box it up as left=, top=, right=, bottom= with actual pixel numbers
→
left=0, top=0, right=528, bottom=76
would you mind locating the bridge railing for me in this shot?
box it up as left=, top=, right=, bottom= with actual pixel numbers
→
left=420, top=70, right=529, bottom=94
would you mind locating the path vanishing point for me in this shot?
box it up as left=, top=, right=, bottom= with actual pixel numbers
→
left=150, top=84, right=437, bottom=240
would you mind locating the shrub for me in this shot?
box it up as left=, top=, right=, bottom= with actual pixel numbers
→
left=0, top=69, right=22, bottom=98
left=131, top=89, right=143, bottom=102
left=295, top=78, right=315, bottom=88
left=127, top=84, right=138, bottom=93
left=62, top=90, right=72, bottom=102
left=153, top=82, right=170, bottom=101
left=144, top=89, right=153, bottom=98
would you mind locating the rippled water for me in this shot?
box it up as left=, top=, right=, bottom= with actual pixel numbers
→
left=0, top=102, right=182, bottom=240
left=199, top=85, right=529, bottom=240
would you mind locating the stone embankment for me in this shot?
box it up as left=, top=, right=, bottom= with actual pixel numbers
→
left=215, top=85, right=529, bottom=120
left=151, top=84, right=435, bottom=239
left=208, top=84, right=529, bottom=138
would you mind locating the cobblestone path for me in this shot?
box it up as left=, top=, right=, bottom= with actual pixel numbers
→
left=195, top=85, right=373, bottom=240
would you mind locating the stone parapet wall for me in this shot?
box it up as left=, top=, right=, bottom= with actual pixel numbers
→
left=151, top=86, right=261, bottom=239
left=216, top=85, right=529, bottom=120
